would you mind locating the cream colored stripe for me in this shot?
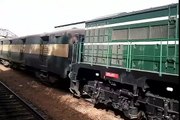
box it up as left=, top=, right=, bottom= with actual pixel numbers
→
left=11, top=45, right=23, bottom=53
left=24, top=44, right=40, bottom=55
left=2, top=45, right=9, bottom=52
left=1, top=44, right=69, bottom=58
left=51, top=44, right=69, bottom=57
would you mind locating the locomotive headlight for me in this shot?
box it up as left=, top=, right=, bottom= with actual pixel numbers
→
left=166, top=87, right=173, bottom=92
left=95, top=73, right=99, bottom=76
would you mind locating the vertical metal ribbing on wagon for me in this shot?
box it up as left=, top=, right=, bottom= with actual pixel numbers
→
left=106, top=27, right=111, bottom=68
left=159, top=40, right=163, bottom=76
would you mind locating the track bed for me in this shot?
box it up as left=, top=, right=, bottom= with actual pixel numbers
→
left=0, top=81, right=45, bottom=120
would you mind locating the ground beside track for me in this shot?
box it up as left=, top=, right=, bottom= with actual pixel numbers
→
left=0, top=65, right=122, bottom=120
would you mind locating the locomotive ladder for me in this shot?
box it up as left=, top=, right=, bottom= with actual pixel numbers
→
left=164, top=4, right=179, bottom=74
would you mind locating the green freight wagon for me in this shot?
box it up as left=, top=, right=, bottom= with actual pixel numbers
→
left=69, top=3, right=179, bottom=120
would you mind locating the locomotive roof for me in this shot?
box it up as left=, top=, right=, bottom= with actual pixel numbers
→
left=86, top=3, right=178, bottom=23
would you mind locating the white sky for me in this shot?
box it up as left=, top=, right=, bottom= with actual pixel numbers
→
left=0, top=0, right=178, bottom=36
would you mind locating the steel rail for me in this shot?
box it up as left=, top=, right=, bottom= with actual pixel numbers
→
left=0, top=80, right=46, bottom=120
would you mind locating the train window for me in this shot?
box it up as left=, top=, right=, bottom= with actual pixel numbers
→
left=41, top=36, right=49, bottom=41
left=112, top=29, right=128, bottom=40
left=150, top=25, right=168, bottom=38
left=129, top=27, right=148, bottom=40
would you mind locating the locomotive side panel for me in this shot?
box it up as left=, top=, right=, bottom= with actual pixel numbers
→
left=83, top=4, right=179, bottom=76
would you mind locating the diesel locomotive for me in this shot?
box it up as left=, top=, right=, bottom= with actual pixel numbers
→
left=68, top=3, right=179, bottom=120
left=0, top=3, right=179, bottom=120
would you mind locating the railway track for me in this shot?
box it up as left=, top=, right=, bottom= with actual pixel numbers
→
left=0, top=81, right=46, bottom=120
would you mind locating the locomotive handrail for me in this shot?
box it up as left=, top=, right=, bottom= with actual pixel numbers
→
left=79, top=37, right=179, bottom=76
left=159, top=40, right=163, bottom=76
left=78, top=42, right=82, bottom=64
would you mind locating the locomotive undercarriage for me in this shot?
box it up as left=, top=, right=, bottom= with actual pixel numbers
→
left=70, top=73, right=179, bottom=120
left=83, top=80, right=139, bottom=119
